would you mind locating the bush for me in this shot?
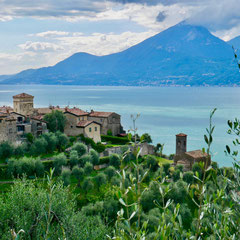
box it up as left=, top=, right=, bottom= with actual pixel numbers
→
left=163, top=163, right=170, bottom=175
left=82, top=177, right=94, bottom=192
left=146, top=155, right=159, bottom=171
left=84, top=162, right=93, bottom=175
left=107, top=129, right=113, bottom=136
left=183, top=171, right=194, bottom=184
left=30, top=138, right=48, bottom=156
left=111, top=176, right=120, bottom=186
left=72, top=142, right=87, bottom=157
left=101, top=135, right=129, bottom=145
left=69, top=150, right=79, bottom=168
left=72, top=166, right=84, bottom=186
left=192, top=162, right=203, bottom=179
left=94, top=173, right=107, bottom=190
left=7, top=157, right=44, bottom=178
left=42, top=132, right=57, bottom=153
left=0, top=141, right=14, bottom=161
left=105, top=166, right=116, bottom=181
left=55, top=131, right=69, bottom=151
left=53, top=153, right=67, bottom=175
left=168, top=180, right=188, bottom=203
left=89, top=149, right=99, bottom=166
left=99, top=156, right=110, bottom=165
left=172, top=169, right=181, bottom=181
left=175, top=164, right=184, bottom=172
left=79, top=155, right=91, bottom=167
left=141, top=133, right=152, bottom=143
left=109, top=154, right=121, bottom=168
left=61, top=168, right=71, bottom=186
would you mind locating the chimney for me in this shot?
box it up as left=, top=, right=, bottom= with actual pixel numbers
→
left=176, top=133, right=187, bottom=155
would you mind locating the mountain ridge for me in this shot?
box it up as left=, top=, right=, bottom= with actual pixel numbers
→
left=1, top=23, right=239, bottom=86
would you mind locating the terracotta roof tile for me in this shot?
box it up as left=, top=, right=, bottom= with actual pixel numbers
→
left=13, top=93, right=34, bottom=98
left=65, top=107, right=88, bottom=116
left=0, top=106, right=13, bottom=113
left=36, top=107, right=64, bottom=115
left=185, top=150, right=208, bottom=159
left=89, top=111, right=113, bottom=117
left=76, top=120, right=95, bottom=128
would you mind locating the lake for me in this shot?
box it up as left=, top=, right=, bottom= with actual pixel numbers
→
left=0, top=85, right=240, bottom=167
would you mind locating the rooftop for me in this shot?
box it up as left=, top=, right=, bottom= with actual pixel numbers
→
left=0, top=106, right=13, bottom=113
left=13, top=93, right=34, bottom=99
left=76, top=120, right=96, bottom=128
left=65, top=107, right=88, bottom=116
left=89, top=111, right=114, bottom=117
left=185, top=150, right=208, bottom=159
left=176, top=133, right=187, bottom=137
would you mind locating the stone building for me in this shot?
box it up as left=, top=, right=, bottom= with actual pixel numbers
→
left=88, top=110, right=124, bottom=136
left=0, top=113, right=17, bottom=142
left=64, top=107, right=101, bottom=143
left=13, top=93, right=34, bottom=116
left=174, top=133, right=210, bottom=171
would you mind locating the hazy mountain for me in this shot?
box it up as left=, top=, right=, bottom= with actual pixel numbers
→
left=228, top=36, right=240, bottom=49
left=1, top=23, right=239, bottom=86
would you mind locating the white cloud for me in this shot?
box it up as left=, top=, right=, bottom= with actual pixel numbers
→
left=18, top=41, right=64, bottom=51
left=34, top=31, right=69, bottom=38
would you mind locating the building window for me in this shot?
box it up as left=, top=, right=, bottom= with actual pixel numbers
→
left=89, top=127, right=92, bottom=132
left=95, top=127, right=97, bottom=131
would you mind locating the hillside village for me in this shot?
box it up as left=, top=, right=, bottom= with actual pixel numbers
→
left=0, top=93, right=125, bottom=144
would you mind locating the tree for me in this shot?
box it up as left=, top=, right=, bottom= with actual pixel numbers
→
left=109, top=154, right=121, bottom=168
left=0, top=141, right=14, bottom=160
left=94, top=173, right=107, bottom=190
left=72, top=142, right=87, bottom=158
left=183, top=171, right=194, bottom=184
left=105, top=166, right=116, bottom=181
left=79, top=155, right=91, bottom=167
left=146, top=155, right=158, bottom=171
left=69, top=150, right=79, bottom=168
left=72, top=166, right=84, bottom=186
left=107, top=129, right=113, bottom=136
left=42, top=132, right=57, bottom=153
left=61, top=168, right=71, bottom=186
left=89, top=149, right=99, bottom=166
left=84, top=162, right=93, bottom=175
left=163, top=163, right=170, bottom=176
left=55, top=131, right=69, bottom=151
left=30, top=138, right=48, bottom=156
left=172, top=169, right=181, bottom=182
left=82, top=177, right=94, bottom=192
left=141, top=133, right=152, bottom=143
left=43, top=110, right=66, bottom=133
left=53, top=153, right=67, bottom=175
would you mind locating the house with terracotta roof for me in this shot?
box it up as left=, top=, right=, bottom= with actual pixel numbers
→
left=174, top=133, right=211, bottom=171
left=88, top=110, right=125, bottom=136
left=64, top=107, right=101, bottom=143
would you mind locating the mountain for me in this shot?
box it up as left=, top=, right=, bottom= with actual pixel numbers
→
left=1, top=23, right=239, bottom=86
left=228, top=36, right=240, bottom=49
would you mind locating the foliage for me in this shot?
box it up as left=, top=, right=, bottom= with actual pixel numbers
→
left=94, top=173, right=107, bottom=190
left=79, top=134, right=106, bottom=153
left=69, top=150, right=79, bottom=168
left=163, top=162, right=171, bottom=175
left=84, top=162, right=93, bottom=175
left=72, top=142, right=87, bottom=158
left=101, top=135, right=130, bottom=145
left=61, top=167, right=71, bottom=186
left=105, top=166, right=116, bottom=181
left=0, top=141, right=14, bottom=161
left=107, top=129, right=113, bottom=136
left=140, top=133, right=152, bottom=143
left=7, top=157, right=44, bottom=178
left=146, top=155, right=158, bottom=171
left=109, top=154, right=121, bottom=168
left=72, top=166, right=84, bottom=186
left=89, top=149, right=99, bottom=165
left=53, top=153, right=67, bottom=175
left=82, top=177, right=94, bottom=192
left=43, top=110, right=66, bottom=133
left=183, top=171, right=194, bottom=184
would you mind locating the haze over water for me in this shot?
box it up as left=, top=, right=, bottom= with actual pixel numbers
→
left=1, top=85, right=239, bottom=167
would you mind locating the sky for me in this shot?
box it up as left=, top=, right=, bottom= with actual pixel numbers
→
left=0, top=0, right=240, bottom=75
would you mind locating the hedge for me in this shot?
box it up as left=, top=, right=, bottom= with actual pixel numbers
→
left=99, top=156, right=110, bottom=165
left=0, top=165, right=8, bottom=180
left=101, top=135, right=130, bottom=145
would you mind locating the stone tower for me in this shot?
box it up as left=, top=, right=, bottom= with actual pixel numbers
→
left=13, top=93, right=34, bottom=116
left=176, top=133, right=187, bottom=155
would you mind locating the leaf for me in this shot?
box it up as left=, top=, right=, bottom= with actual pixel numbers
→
left=204, top=135, right=208, bottom=144
left=129, top=211, right=137, bottom=220
left=119, top=198, right=126, bottom=206
left=226, top=145, right=231, bottom=154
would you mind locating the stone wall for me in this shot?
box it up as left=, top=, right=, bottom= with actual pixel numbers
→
left=0, top=118, right=17, bottom=143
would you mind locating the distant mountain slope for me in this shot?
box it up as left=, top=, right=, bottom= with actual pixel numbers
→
left=228, top=36, right=240, bottom=49
left=1, top=23, right=239, bottom=86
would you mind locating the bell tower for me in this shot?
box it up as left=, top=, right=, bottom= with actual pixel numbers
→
left=13, top=93, right=34, bottom=116
left=176, top=133, right=187, bottom=155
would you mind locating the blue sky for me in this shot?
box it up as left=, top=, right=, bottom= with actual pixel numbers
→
left=0, top=0, right=240, bottom=75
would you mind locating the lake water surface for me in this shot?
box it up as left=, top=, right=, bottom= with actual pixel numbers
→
left=1, top=85, right=240, bottom=167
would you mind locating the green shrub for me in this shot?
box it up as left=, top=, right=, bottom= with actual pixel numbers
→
left=146, top=155, right=158, bottom=171
left=111, top=176, right=120, bottom=186
left=183, top=171, right=194, bottom=184
left=7, top=157, right=44, bottom=178
left=79, top=155, right=91, bottom=167
left=0, top=141, right=14, bottom=161
left=61, top=168, right=71, bottom=186
left=163, top=163, right=171, bottom=175
left=172, top=169, right=181, bottom=182
left=101, top=135, right=129, bottom=145
left=94, top=173, right=107, bottom=190
left=175, top=164, right=184, bottom=172
left=107, top=129, right=113, bottom=136
left=105, top=166, right=116, bottom=181
left=109, top=154, right=121, bottom=168
left=89, top=149, right=99, bottom=166
left=42, top=132, right=57, bottom=153
left=84, top=162, right=93, bottom=175
left=69, top=150, right=79, bottom=168
left=72, top=143, right=87, bottom=157
left=30, top=138, right=48, bottom=156
left=53, top=153, right=67, bottom=175
left=72, top=166, right=84, bottom=186
left=82, top=177, right=94, bottom=192
left=99, top=156, right=110, bottom=165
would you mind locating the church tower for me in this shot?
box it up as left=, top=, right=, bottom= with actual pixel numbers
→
left=176, top=133, right=187, bottom=155
left=13, top=93, right=34, bottom=116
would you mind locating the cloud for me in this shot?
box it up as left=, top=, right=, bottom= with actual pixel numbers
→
left=18, top=41, right=64, bottom=51
left=34, top=31, right=69, bottom=38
